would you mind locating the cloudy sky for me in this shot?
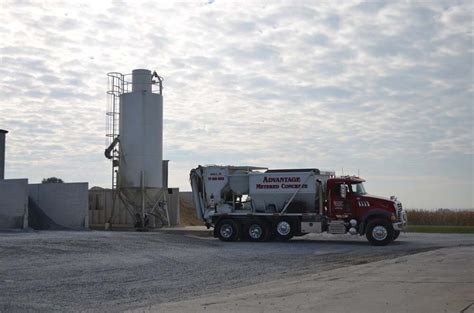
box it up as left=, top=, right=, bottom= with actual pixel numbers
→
left=1, top=0, right=472, bottom=209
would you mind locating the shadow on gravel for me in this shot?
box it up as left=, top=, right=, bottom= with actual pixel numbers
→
left=282, top=239, right=370, bottom=246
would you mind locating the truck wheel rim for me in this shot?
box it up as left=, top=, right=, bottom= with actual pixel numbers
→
left=220, top=224, right=233, bottom=239
left=249, top=224, right=262, bottom=239
left=277, top=221, right=291, bottom=236
left=372, top=226, right=388, bottom=241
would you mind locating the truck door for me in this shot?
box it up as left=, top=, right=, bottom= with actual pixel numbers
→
left=331, top=183, right=354, bottom=218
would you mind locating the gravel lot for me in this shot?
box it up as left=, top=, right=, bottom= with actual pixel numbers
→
left=0, top=230, right=472, bottom=312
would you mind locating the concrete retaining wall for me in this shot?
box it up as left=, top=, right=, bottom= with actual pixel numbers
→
left=29, top=183, right=89, bottom=229
left=0, top=179, right=28, bottom=229
left=89, top=188, right=180, bottom=227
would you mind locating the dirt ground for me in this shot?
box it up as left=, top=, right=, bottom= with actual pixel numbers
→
left=0, top=230, right=472, bottom=312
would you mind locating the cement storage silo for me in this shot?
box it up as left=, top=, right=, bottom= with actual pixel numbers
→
left=119, top=69, right=163, bottom=189
left=105, top=69, right=169, bottom=229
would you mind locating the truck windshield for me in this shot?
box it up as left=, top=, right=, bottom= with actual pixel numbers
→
left=351, top=183, right=367, bottom=194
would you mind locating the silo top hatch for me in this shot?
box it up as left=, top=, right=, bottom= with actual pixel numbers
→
left=132, top=69, right=152, bottom=93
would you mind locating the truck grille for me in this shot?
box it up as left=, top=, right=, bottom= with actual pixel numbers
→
left=396, top=202, right=403, bottom=218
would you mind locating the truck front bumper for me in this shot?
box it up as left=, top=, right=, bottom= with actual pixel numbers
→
left=392, top=221, right=407, bottom=231
left=393, top=211, right=408, bottom=231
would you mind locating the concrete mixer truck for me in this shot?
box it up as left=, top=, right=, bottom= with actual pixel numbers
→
left=190, top=165, right=407, bottom=245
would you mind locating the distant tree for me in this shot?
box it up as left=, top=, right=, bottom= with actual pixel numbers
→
left=41, top=177, right=64, bottom=183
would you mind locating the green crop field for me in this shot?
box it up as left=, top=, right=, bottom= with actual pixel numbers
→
left=406, top=209, right=474, bottom=233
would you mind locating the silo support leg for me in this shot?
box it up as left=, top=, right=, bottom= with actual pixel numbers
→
left=141, top=171, right=145, bottom=229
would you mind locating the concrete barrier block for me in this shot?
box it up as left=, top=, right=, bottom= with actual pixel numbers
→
left=0, top=179, right=28, bottom=229
left=28, top=182, right=89, bottom=229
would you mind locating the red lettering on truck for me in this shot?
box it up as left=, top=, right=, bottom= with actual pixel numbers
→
left=262, top=176, right=301, bottom=183
left=256, top=184, right=279, bottom=189
left=281, top=184, right=308, bottom=189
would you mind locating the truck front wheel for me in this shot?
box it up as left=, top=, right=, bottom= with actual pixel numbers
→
left=216, top=219, right=240, bottom=242
left=366, top=219, right=394, bottom=246
left=392, top=230, right=400, bottom=241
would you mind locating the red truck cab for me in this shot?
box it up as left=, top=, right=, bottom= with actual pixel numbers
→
left=326, top=176, right=407, bottom=245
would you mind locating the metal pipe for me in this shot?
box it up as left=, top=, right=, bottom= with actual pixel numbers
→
left=141, top=170, right=145, bottom=228
left=104, top=135, right=120, bottom=159
left=164, top=200, right=170, bottom=227
left=0, top=129, right=8, bottom=180
left=317, top=179, right=324, bottom=215
left=280, top=172, right=313, bottom=215
left=190, top=168, right=205, bottom=220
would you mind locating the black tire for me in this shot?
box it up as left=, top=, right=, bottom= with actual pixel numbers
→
left=216, top=219, right=240, bottom=242
left=366, top=218, right=394, bottom=246
left=245, top=220, right=270, bottom=242
left=274, top=218, right=295, bottom=241
left=393, top=230, right=400, bottom=241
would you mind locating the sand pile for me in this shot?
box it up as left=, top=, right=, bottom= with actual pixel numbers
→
left=179, top=192, right=201, bottom=226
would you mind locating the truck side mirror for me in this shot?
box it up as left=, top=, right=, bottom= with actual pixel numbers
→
left=340, top=184, right=347, bottom=199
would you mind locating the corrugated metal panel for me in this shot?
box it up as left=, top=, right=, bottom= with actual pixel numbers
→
left=88, top=188, right=179, bottom=227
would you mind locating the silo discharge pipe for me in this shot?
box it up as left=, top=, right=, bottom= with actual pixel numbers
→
left=104, top=136, right=120, bottom=159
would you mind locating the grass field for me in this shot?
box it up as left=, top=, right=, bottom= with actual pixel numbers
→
left=406, top=225, right=474, bottom=234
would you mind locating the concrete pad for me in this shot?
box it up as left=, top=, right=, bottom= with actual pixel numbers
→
left=149, top=246, right=474, bottom=313
left=157, top=225, right=213, bottom=237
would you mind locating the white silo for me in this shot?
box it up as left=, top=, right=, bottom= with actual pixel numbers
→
left=105, top=69, right=168, bottom=229
left=119, top=69, right=163, bottom=189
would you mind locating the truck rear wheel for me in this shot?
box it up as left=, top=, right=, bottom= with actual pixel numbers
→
left=366, top=219, right=394, bottom=246
left=216, top=219, right=240, bottom=242
left=274, top=219, right=294, bottom=241
left=245, top=220, right=270, bottom=242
